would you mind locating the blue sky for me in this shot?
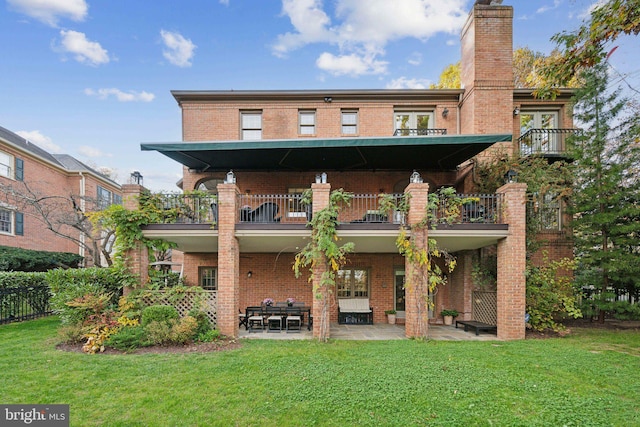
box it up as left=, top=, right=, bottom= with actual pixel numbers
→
left=1, top=0, right=638, bottom=191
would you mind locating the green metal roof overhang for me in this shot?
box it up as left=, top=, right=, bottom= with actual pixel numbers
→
left=141, top=134, right=512, bottom=172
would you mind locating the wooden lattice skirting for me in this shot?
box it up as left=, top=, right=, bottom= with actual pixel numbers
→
left=472, top=291, right=497, bottom=325
left=141, top=290, right=217, bottom=327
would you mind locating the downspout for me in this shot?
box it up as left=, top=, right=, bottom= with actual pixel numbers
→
left=78, top=172, right=86, bottom=264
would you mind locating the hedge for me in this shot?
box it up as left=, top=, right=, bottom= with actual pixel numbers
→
left=0, top=246, right=83, bottom=272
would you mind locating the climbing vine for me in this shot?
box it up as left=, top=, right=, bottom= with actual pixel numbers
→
left=293, top=188, right=354, bottom=342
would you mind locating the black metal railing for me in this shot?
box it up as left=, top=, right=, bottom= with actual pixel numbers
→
left=518, top=128, right=580, bottom=156
left=155, top=193, right=218, bottom=224
left=393, top=128, right=447, bottom=136
left=430, top=193, right=503, bottom=224
left=0, top=285, right=52, bottom=324
left=238, top=193, right=309, bottom=224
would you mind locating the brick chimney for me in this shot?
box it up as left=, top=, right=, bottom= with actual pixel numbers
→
left=459, top=3, right=514, bottom=135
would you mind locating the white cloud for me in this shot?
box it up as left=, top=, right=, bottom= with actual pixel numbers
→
left=84, top=88, right=155, bottom=102
left=78, top=145, right=112, bottom=158
left=385, top=77, right=432, bottom=89
left=56, top=30, right=110, bottom=66
left=407, top=52, right=422, bottom=66
left=273, top=0, right=468, bottom=76
left=316, top=52, right=388, bottom=76
left=219, top=0, right=230, bottom=5
left=7, top=0, right=87, bottom=27
left=160, top=30, right=196, bottom=67
left=15, top=130, right=62, bottom=153
left=536, top=0, right=562, bottom=14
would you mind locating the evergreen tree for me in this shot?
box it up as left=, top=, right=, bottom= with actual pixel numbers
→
left=568, top=63, right=640, bottom=321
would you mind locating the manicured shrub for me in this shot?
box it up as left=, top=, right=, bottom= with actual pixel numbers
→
left=170, top=316, right=198, bottom=344
left=141, top=305, right=179, bottom=327
left=145, top=321, right=172, bottom=346
left=0, top=246, right=83, bottom=272
left=105, top=325, right=151, bottom=351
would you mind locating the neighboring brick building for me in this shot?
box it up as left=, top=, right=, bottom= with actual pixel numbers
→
left=0, top=125, right=122, bottom=266
left=138, top=3, right=575, bottom=339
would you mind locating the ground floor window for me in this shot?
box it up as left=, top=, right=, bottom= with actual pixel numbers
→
left=337, top=268, right=369, bottom=298
left=199, top=267, right=217, bottom=290
left=0, top=208, right=11, bottom=233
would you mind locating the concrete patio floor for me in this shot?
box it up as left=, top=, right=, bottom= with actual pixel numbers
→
left=238, top=323, right=499, bottom=341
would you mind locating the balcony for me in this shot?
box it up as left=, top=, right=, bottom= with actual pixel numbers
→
left=393, top=128, right=447, bottom=136
left=518, top=128, right=580, bottom=158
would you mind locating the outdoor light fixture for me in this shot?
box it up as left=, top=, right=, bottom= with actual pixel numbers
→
left=321, top=172, right=327, bottom=184
left=442, top=108, right=449, bottom=118
left=315, top=174, right=322, bottom=184
left=247, top=271, right=253, bottom=278
left=504, top=169, right=518, bottom=183
left=513, top=107, right=520, bottom=116
left=324, top=96, right=332, bottom=103
left=130, top=171, right=143, bottom=185
left=225, top=170, right=236, bottom=184
left=410, top=170, right=423, bottom=184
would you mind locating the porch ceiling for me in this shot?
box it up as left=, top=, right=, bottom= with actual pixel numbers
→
left=141, top=225, right=509, bottom=254
left=140, top=134, right=512, bottom=172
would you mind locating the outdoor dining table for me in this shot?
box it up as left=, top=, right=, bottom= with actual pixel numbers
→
left=244, top=305, right=311, bottom=331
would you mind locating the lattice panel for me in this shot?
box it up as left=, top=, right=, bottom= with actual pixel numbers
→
left=472, top=291, right=497, bottom=325
left=141, top=290, right=217, bottom=327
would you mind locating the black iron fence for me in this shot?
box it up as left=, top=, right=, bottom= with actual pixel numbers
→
left=518, top=128, right=580, bottom=156
left=0, top=285, right=52, bottom=324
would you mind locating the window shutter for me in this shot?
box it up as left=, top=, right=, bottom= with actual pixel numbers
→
left=15, top=212, right=24, bottom=235
left=15, top=158, right=24, bottom=181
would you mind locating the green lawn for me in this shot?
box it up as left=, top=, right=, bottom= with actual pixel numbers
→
left=1, top=317, right=639, bottom=426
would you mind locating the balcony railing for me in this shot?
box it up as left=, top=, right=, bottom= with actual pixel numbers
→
left=518, top=128, right=580, bottom=156
left=150, top=192, right=503, bottom=226
left=430, top=193, right=503, bottom=225
left=238, top=193, right=309, bottom=224
left=155, top=193, right=217, bottom=224
left=393, top=128, right=447, bottom=136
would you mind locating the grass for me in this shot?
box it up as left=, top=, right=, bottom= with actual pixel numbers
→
left=1, top=317, right=639, bottom=426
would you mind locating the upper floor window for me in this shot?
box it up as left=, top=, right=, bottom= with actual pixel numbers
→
left=528, top=192, right=562, bottom=231
left=0, top=208, right=23, bottom=236
left=337, top=268, right=369, bottom=298
left=97, top=186, right=121, bottom=210
left=0, top=151, right=22, bottom=181
left=299, top=110, right=316, bottom=135
left=341, top=110, right=358, bottom=135
left=241, top=111, right=262, bottom=140
left=394, top=111, right=434, bottom=136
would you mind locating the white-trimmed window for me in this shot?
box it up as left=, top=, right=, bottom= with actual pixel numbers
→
left=287, top=186, right=309, bottom=219
left=0, top=151, right=22, bottom=180
left=241, top=111, right=262, bottom=140
left=0, top=208, right=23, bottom=235
left=199, top=267, right=217, bottom=290
left=520, top=111, right=560, bottom=154
left=97, top=186, right=122, bottom=210
left=341, top=110, right=358, bottom=135
left=394, top=111, right=434, bottom=135
left=299, top=110, right=316, bottom=135
left=337, top=268, right=369, bottom=298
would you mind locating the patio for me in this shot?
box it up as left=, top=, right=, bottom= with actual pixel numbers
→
left=238, top=323, right=499, bottom=341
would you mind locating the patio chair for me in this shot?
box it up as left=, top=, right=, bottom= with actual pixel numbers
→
left=248, top=310, right=265, bottom=332
left=285, top=307, right=301, bottom=333
left=238, top=309, right=248, bottom=330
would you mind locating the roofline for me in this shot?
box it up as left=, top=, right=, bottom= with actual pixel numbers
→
left=1, top=134, right=120, bottom=189
left=171, top=89, right=465, bottom=105
left=513, top=88, right=576, bottom=100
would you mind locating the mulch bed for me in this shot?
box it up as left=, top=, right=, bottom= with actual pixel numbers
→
left=56, top=337, right=242, bottom=355
left=526, top=319, right=640, bottom=339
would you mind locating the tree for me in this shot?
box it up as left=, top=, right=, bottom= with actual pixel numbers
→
left=431, top=48, right=580, bottom=89
left=538, top=0, right=640, bottom=97
left=430, top=61, right=460, bottom=89
left=568, top=62, right=640, bottom=322
left=0, top=180, right=115, bottom=267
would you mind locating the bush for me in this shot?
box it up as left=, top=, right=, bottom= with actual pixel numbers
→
left=170, top=316, right=199, bottom=344
left=145, top=320, right=172, bottom=346
left=47, top=266, right=136, bottom=324
left=0, top=246, right=83, bottom=272
left=57, top=323, right=87, bottom=344
left=188, top=308, right=211, bottom=336
left=141, top=305, right=179, bottom=327
left=196, top=329, right=220, bottom=343
left=105, top=325, right=150, bottom=351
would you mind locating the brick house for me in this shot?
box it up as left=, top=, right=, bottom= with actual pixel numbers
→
left=137, top=4, right=575, bottom=339
left=0, top=125, right=122, bottom=266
